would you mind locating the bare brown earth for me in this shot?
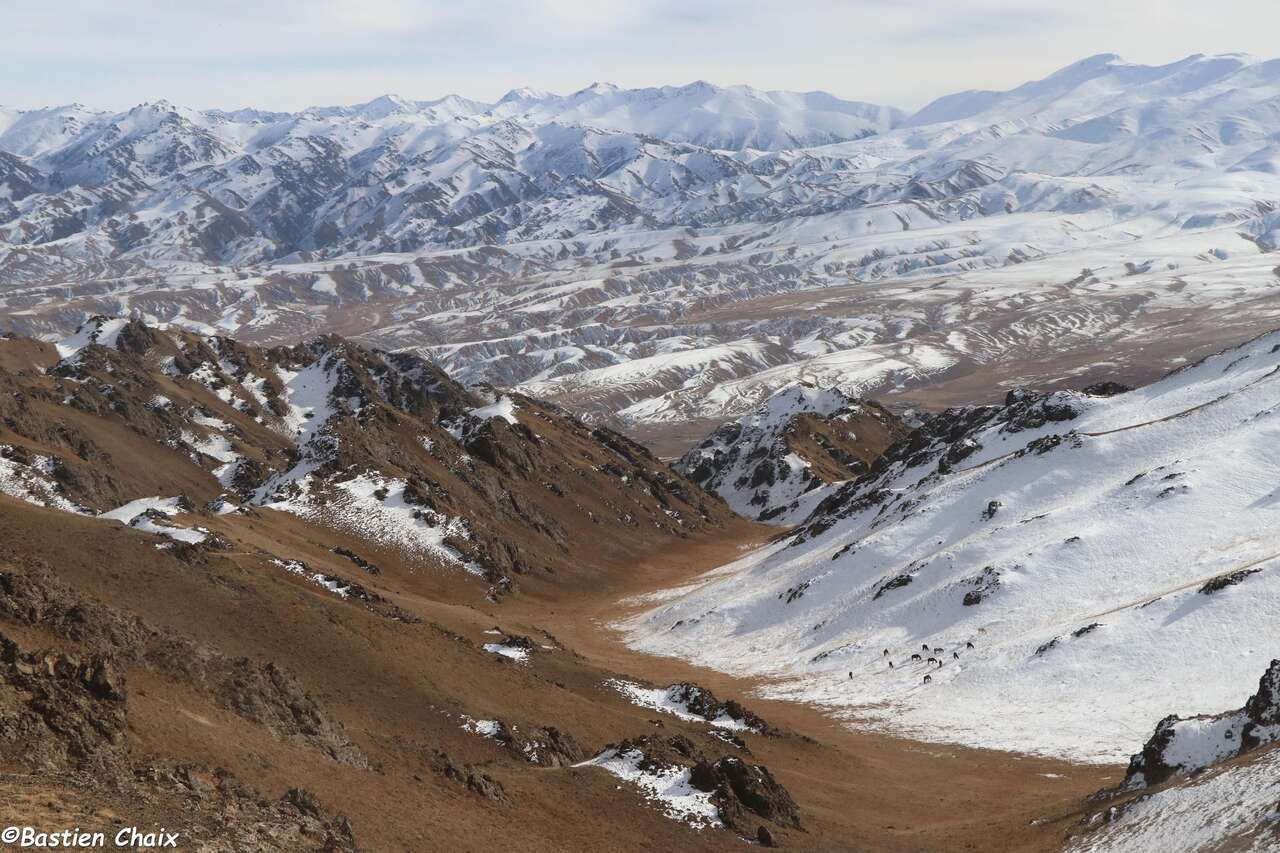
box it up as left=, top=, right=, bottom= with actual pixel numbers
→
left=0, top=498, right=1116, bottom=853
left=0, top=327, right=1120, bottom=852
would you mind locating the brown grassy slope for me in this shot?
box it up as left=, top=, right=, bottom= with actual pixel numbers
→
left=0, top=496, right=1112, bottom=852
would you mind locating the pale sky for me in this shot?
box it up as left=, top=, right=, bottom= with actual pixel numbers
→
left=4, top=0, right=1280, bottom=112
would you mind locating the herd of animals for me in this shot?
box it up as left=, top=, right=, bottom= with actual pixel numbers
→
left=848, top=640, right=979, bottom=685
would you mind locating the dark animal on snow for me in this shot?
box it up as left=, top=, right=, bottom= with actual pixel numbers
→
left=933, top=647, right=943, bottom=654
left=883, top=649, right=890, bottom=656
left=953, top=652, right=960, bottom=660
left=966, top=641, right=975, bottom=649
left=910, top=653, right=922, bottom=661
left=922, top=643, right=930, bottom=651
left=923, top=675, right=932, bottom=684
left=888, top=661, right=894, bottom=669
left=926, top=657, right=938, bottom=666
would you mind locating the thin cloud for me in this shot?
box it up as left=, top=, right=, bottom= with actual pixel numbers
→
left=2, top=0, right=1279, bottom=110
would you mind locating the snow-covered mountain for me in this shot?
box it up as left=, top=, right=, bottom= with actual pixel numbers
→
left=675, top=384, right=909, bottom=523
left=486, top=81, right=902, bottom=149
left=5, top=54, right=1280, bottom=439
left=620, top=331, right=1280, bottom=764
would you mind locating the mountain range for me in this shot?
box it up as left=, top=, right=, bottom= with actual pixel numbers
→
left=4, top=53, right=1280, bottom=449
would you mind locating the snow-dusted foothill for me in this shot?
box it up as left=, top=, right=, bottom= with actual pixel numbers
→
left=1068, top=747, right=1280, bottom=853
left=19, top=318, right=730, bottom=606
left=676, top=383, right=908, bottom=523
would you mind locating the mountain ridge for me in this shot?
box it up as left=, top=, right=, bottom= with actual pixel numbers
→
left=4, top=51, right=1280, bottom=445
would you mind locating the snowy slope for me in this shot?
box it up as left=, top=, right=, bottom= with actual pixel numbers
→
left=1068, top=747, right=1280, bottom=853
left=621, top=333, right=1280, bottom=762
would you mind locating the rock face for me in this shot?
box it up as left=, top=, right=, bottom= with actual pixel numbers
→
left=690, top=755, right=801, bottom=832
left=796, top=387, right=1082, bottom=543
left=0, top=564, right=367, bottom=768
left=0, top=626, right=357, bottom=851
left=0, top=635, right=129, bottom=773
left=667, top=682, right=771, bottom=734
left=1122, top=659, right=1280, bottom=789
left=677, top=384, right=909, bottom=524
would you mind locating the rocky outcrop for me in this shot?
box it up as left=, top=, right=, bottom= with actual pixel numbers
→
left=0, top=627, right=354, bottom=849
left=667, top=682, right=771, bottom=734
left=428, top=750, right=508, bottom=802
left=213, top=661, right=368, bottom=767
left=0, top=635, right=129, bottom=773
left=794, top=388, right=1083, bottom=544
left=1121, top=659, right=1280, bottom=788
left=140, top=767, right=358, bottom=852
left=594, top=734, right=799, bottom=834
left=690, top=755, right=801, bottom=832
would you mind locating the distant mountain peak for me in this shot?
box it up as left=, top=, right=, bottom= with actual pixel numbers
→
left=498, top=86, right=554, bottom=104
left=353, top=94, right=417, bottom=118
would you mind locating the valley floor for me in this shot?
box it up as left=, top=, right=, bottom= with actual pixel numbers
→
left=489, top=528, right=1117, bottom=852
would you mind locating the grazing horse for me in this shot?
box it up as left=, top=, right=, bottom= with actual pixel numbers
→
left=966, top=641, right=975, bottom=649
left=933, top=647, right=944, bottom=654
left=883, top=649, right=890, bottom=656
left=953, top=651, right=960, bottom=660
left=926, top=657, right=938, bottom=666
left=923, top=675, right=932, bottom=684
left=848, top=672, right=853, bottom=679
left=910, top=653, right=922, bottom=661
left=888, top=661, right=894, bottom=669
left=922, top=643, right=930, bottom=651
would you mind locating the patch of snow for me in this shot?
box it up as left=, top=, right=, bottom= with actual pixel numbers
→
left=460, top=717, right=503, bottom=738
left=606, top=679, right=754, bottom=731
left=129, top=516, right=208, bottom=544
left=55, top=317, right=129, bottom=358
left=577, top=748, right=722, bottom=830
left=482, top=642, right=530, bottom=663
left=469, top=395, right=519, bottom=424
left=100, top=496, right=186, bottom=521
left=0, top=448, right=87, bottom=513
